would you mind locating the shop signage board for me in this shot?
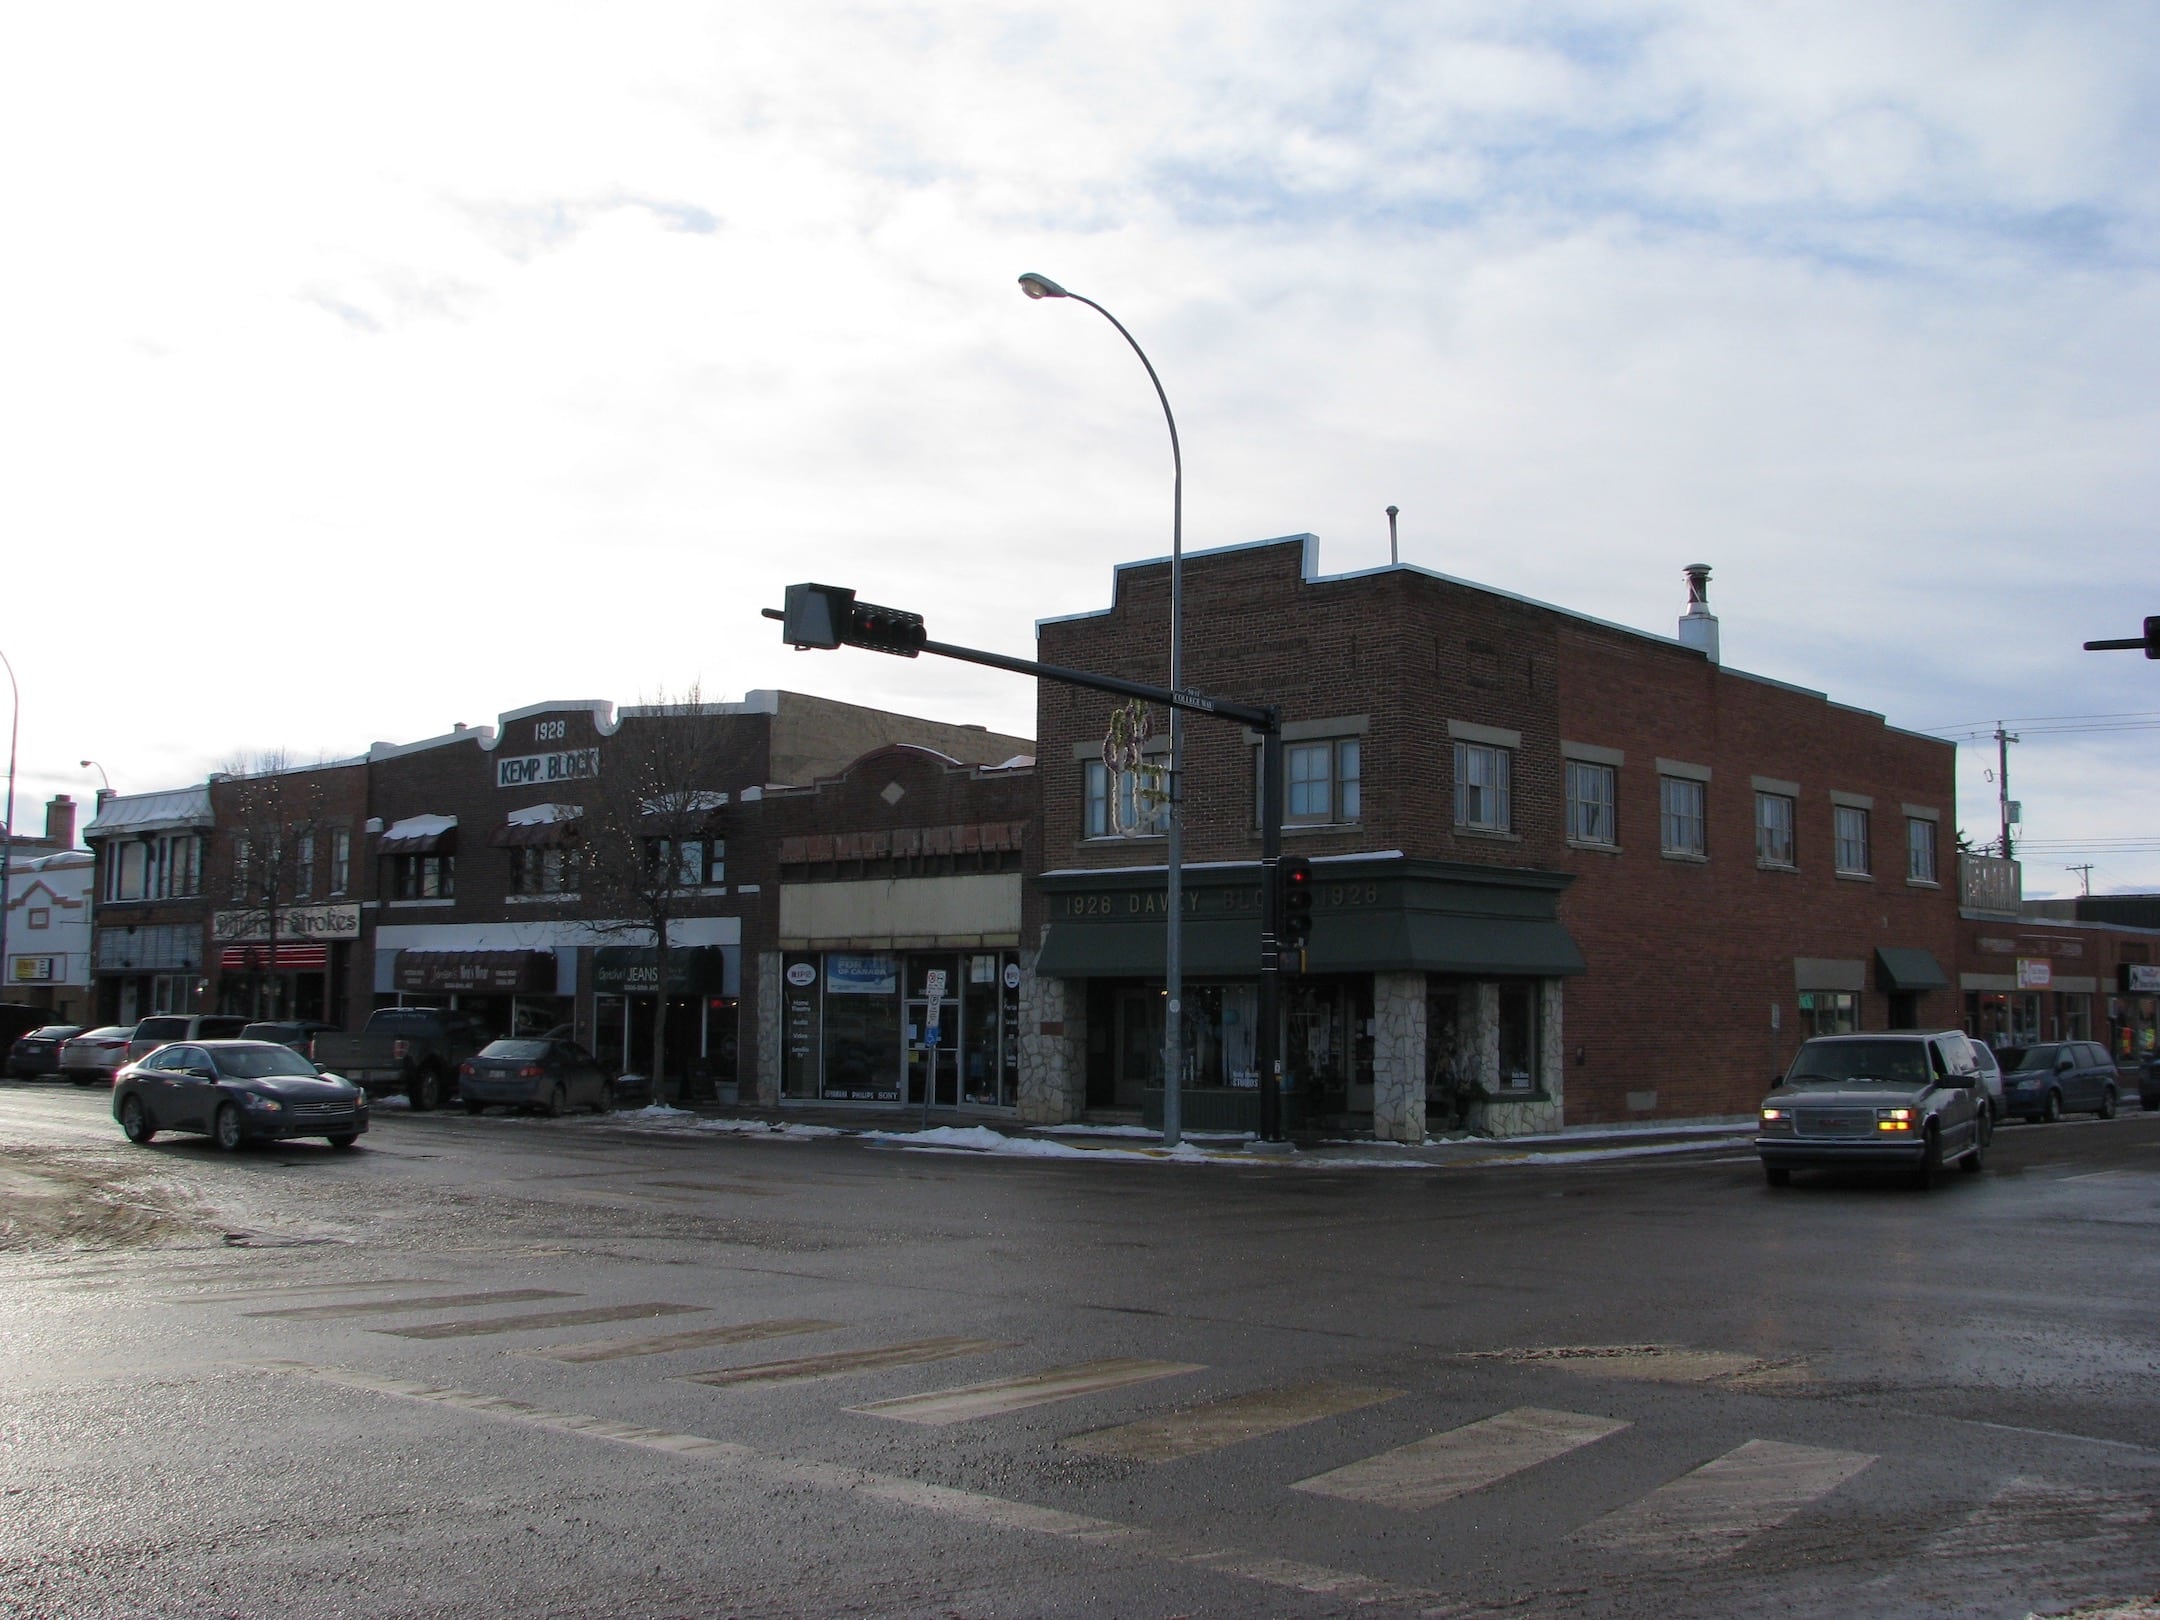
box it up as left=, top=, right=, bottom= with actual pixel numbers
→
left=9, top=955, right=58, bottom=983
left=394, top=950, right=555, bottom=994
left=213, top=904, right=362, bottom=943
left=2016, top=957, right=2053, bottom=989
left=591, top=946, right=726, bottom=996
left=2123, top=963, right=2160, bottom=994
left=496, top=748, right=600, bottom=789
left=827, top=954, right=898, bottom=995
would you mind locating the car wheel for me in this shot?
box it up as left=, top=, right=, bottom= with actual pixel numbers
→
left=1912, top=1126, right=1942, bottom=1191
left=464, top=1100, right=487, bottom=1116
left=119, top=1095, right=156, bottom=1144
left=409, top=1067, right=443, bottom=1112
left=326, top=1133, right=358, bottom=1150
left=1763, top=1164, right=1791, bottom=1188
left=2043, top=1089, right=2064, bottom=1123
left=213, top=1103, right=245, bottom=1152
left=2098, top=1086, right=2117, bottom=1120
left=545, top=1084, right=566, bottom=1119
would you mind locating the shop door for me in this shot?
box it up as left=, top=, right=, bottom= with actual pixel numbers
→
left=1113, top=988, right=1163, bottom=1107
left=905, top=955, right=961, bottom=1107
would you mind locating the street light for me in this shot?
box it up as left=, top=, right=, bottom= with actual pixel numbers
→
left=1018, top=271, right=1190, bottom=1147
left=0, top=648, right=18, bottom=1003
left=80, top=759, right=111, bottom=794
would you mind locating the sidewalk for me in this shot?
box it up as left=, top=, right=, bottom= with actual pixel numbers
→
left=566, top=1097, right=1759, bottom=1171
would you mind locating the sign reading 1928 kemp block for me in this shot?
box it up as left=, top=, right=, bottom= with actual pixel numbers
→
left=497, top=748, right=600, bottom=789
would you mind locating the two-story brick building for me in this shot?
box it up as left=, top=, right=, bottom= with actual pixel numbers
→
left=83, top=786, right=215, bottom=1024
left=1021, top=535, right=1960, bottom=1138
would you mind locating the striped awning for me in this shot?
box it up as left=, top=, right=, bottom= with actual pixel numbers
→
left=219, top=944, right=330, bottom=972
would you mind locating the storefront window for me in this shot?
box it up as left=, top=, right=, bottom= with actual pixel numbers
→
left=1497, top=981, right=1539, bottom=1091
left=1801, top=990, right=1860, bottom=1035
left=827, top=954, right=904, bottom=1102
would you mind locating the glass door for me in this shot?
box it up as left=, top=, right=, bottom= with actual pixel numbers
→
left=905, top=954, right=962, bottom=1107
left=1113, top=988, right=1163, bottom=1107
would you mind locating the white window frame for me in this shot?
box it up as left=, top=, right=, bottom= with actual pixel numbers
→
left=1755, top=792, right=1796, bottom=867
left=1565, top=761, right=1616, bottom=846
left=1906, top=817, right=1937, bottom=884
left=329, top=828, right=351, bottom=896
left=1283, top=737, right=1362, bottom=826
left=1454, top=741, right=1512, bottom=833
left=1084, top=759, right=1169, bottom=839
left=1660, top=776, right=1707, bottom=857
left=1834, top=805, right=1871, bottom=875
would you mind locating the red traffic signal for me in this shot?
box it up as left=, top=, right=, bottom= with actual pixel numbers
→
left=1280, top=856, right=1314, bottom=945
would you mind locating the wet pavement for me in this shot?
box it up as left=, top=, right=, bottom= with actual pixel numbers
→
left=2, top=1080, right=2157, bottom=1619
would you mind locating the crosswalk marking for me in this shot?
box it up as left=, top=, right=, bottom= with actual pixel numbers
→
left=847, top=1357, right=1202, bottom=1426
left=245, top=1288, right=578, bottom=1320
left=379, top=1302, right=706, bottom=1340
left=526, top=1317, right=843, bottom=1364
left=1293, top=1406, right=1629, bottom=1511
left=158, top=1278, right=453, bottom=1304
left=1463, top=1344, right=1767, bottom=1383
left=679, top=1336, right=1012, bottom=1388
left=1573, top=1438, right=1874, bottom=1565
left=1923, top=1475, right=2155, bottom=1563
left=1064, top=1380, right=1401, bottom=1462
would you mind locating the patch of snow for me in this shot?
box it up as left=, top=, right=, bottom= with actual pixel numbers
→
left=629, top=1103, right=694, bottom=1118
left=505, top=802, right=581, bottom=825
left=382, top=812, right=456, bottom=839
left=691, top=1118, right=844, bottom=1139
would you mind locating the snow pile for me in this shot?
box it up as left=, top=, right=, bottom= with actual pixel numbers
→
left=692, top=1117, right=843, bottom=1139
left=860, top=1126, right=1232, bottom=1164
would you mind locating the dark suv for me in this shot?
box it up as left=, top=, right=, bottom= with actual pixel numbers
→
left=1757, top=1030, right=1991, bottom=1190
left=1998, top=1041, right=2120, bottom=1122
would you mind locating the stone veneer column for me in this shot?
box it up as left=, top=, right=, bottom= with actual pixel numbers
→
left=754, top=950, right=783, bottom=1106
left=1473, top=981, right=1502, bottom=1093
left=1370, top=972, right=1427, bottom=1143
left=1017, top=958, right=1086, bottom=1124
left=1538, top=977, right=1566, bottom=1127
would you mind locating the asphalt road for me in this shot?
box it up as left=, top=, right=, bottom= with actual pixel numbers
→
left=2, top=1084, right=2156, bottom=1620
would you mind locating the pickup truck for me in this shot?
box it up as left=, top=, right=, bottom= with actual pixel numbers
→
left=311, top=1008, right=493, bottom=1111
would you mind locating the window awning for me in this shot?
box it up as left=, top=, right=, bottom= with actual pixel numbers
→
left=380, top=814, right=457, bottom=855
left=392, top=949, right=555, bottom=994
left=592, top=946, right=728, bottom=996
left=219, top=944, right=329, bottom=972
left=1034, top=912, right=1585, bottom=980
left=489, top=820, right=581, bottom=848
left=1876, top=947, right=1949, bottom=992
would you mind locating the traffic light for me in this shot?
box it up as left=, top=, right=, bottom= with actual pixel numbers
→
left=2147, top=614, right=2160, bottom=659
left=1280, top=856, right=1314, bottom=947
left=777, top=584, right=926, bottom=658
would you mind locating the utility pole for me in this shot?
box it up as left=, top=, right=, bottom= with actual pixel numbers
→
left=2067, top=864, right=2094, bottom=897
left=1994, top=724, right=2020, bottom=859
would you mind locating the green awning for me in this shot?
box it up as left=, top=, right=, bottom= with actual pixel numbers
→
left=1875, top=947, right=1948, bottom=992
left=1034, top=910, right=1584, bottom=980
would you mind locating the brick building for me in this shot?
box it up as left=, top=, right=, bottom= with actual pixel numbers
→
left=1022, top=535, right=1960, bottom=1137
left=83, top=786, right=215, bottom=1023
left=1958, top=863, right=2160, bottom=1069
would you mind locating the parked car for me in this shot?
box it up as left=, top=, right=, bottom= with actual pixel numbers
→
left=1757, top=1030, right=1990, bottom=1190
left=7, top=1024, right=84, bottom=1080
left=458, top=1038, right=612, bottom=1116
left=309, top=1008, right=493, bottom=1111
left=126, top=1014, right=249, bottom=1063
left=1968, top=1041, right=2005, bottom=1122
left=239, top=1019, right=339, bottom=1056
left=113, top=1039, right=369, bottom=1151
left=60, top=1026, right=137, bottom=1085
left=1999, top=1041, right=2120, bottom=1122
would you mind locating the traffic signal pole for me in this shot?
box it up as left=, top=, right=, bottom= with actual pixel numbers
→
left=764, top=594, right=1293, bottom=1143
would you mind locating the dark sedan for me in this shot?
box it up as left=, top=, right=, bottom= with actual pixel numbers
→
left=7, top=1024, right=84, bottom=1080
left=458, top=1038, right=611, bottom=1116
left=114, top=1039, right=370, bottom=1150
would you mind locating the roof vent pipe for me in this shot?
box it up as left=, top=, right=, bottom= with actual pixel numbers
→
left=1386, top=505, right=1400, bottom=566
left=1678, top=563, right=1719, bottom=663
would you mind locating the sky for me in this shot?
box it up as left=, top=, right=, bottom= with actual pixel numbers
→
left=2, top=1, right=2155, bottom=896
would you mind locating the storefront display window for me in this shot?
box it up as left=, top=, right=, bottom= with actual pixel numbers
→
left=1801, top=990, right=1860, bottom=1035
left=1497, top=981, right=1539, bottom=1091
left=784, top=949, right=1022, bottom=1107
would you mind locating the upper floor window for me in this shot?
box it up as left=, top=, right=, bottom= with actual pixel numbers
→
left=1756, top=792, right=1796, bottom=867
left=391, top=854, right=454, bottom=900
left=512, top=846, right=581, bottom=896
left=108, top=833, right=202, bottom=901
left=1834, top=805, right=1871, bottom=875
left=1084, top=760, right=1169, bottom=838
left=646, top=836, right=724, bottom=888
left=1453, top=742, right=1512, bottom=833
left=1565, top=762, right=1616, bottom=846
left=1906, top=817, right=1938, bottom=884
left=1286, top=738, right=1361, bottom=825
left=293, top=833, right=315, bottom=900
left=329, top=828, right=351, bottom=896
left=1660, top=777, right=1707, bottom=857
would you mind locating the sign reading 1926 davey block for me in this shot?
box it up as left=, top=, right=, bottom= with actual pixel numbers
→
left=213, top=904, right=362, bottom=943
left=497, top=748, right=600, bottom=789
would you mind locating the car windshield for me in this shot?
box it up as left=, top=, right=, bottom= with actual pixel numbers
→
left=214, top=1047, right=320, bottom=1079
left=1783, top=1040, right=1932, bottom=1086
left=479, top=1040, right=551, bottom=1061
left=2011, top=1044, right=2067, bottom=1072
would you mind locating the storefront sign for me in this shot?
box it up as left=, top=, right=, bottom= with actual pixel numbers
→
left=591, top=946, right=726, bottom=996
left=2122, top=963, right=2160, bottom=994
left=213, top=904, right=362, bottom=943
left=826, top=954, right=897, bottom=995
left=9, top=955, right=57, bottom=983
left=394, top=950, right=556, bottom=994
left=785, top=960, right=819, bottom=988
left=496, top=748, right=600, bottom=789
left=2016, top=957, right=2053, bottom=989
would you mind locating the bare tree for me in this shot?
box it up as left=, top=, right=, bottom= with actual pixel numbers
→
left=578, top=688, right=736, bottom=1106
left=214, top=751, right=336, bottom=1020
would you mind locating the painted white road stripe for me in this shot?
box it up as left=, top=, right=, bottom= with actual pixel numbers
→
left=1573, top=1437, right=1875, bottom=1565
left=380, top=1302, right=705, bottom=1340
left=1294, top=1406, right=1629, bottom=1512
left=526, top=1317, right=843, bottom=1364
left=848, top=1357, right=1201, bottom=1426
left=246, top=1288, right=577, bottom=1320
left=680, top=1335, right=1012, bottom=1388
left=255, top=1361, right=1455, bottom=1613
left=1065, top=1380, right=1401, bottom=1462
left=158, top=1278, right=453, bottom=1304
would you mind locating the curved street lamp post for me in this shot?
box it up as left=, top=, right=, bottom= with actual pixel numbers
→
left=1018, top=272, right=1189, bottom=1147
